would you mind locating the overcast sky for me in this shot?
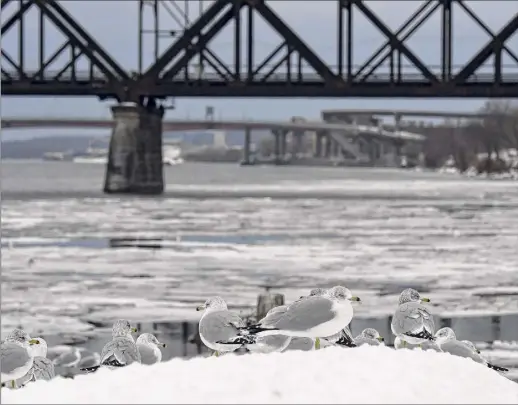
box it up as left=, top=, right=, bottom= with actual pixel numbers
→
left=1, top=0, right=517, bottom=121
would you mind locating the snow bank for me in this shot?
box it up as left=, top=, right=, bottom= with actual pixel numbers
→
left=3, top=346, right=517, bottom=404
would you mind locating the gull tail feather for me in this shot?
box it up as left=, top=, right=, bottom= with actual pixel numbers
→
left=487, top=363, right=508, bottom=372
left=404, top=329, right=435, bottom=341
left=238, top=324, right=279, bottom=335
left=217, top=335, right=257, bottom=345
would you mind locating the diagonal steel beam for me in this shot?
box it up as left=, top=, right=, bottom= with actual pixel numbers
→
left=454, top=14, right=518, bottom=83
left=37, top=0, right=129, bottom=81
left=254, top=1, right=338, bottom=81
left=1, top=0, right=34, bottom=35
left=1, top=0, right=14, bottom=9
left=161, top=4, right=242, bottom=80
left=458, top=1, right=518, bottom=65
left=33, top=0, right=125, bottom=89
left=351, top=0, right=438, bottom=83
left=354, top=0, right=438, bottom=79
left=144, top=0, right=231, bottom=79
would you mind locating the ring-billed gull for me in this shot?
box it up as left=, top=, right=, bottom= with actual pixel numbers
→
left=391, top=288, right=435, bottom=346
left=16, top=337, right=55, bottom=387
left=394, top=336, right=442, bottom=352
left=136, top=333, right=166, bottom=365
left=435, top=327, right=508, bottom=372
left=230, top=286, right=360, bottom=340
left=1, top=329, right=39, bottom=388
left=196, top=296, right=246, bottom=357
left=51, top=346, right=81, bottom=368
left=81, top=319, right=140, bottom=372
left=353, top=328, right=384, bottom=346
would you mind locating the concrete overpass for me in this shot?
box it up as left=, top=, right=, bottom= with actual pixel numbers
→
left=0, top=117, right=425, bottom=142
left=2, top=114, right=426, bottom=195
left=321, top=109, right=512, bottom=120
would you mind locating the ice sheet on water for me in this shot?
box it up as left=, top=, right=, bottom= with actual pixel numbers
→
left=2, top=176, right=518, bottom=336
left=2, top=346, right=517, bottom=404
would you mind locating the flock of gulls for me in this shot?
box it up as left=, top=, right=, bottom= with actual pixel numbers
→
left=1, top=287, right=508, bottom=390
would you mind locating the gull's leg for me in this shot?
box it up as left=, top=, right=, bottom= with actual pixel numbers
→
left=11, top=380, right=16, bottom=389
left=315, top=337, right=321, bottom=350
left=402, top=340, right=407, bottom=348
left=418, top=344, right=423, bottom=349
left=212, top=350, right=220, bottom=357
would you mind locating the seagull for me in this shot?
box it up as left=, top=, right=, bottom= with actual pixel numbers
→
left=16, top=337, right=55, bottom=387
left=353, top=328, right=385, bottom=346
left=80, top=319, right=140, bottom=373
left=136, top=333, right=166, bottom=365
left=1, top=329, right=39, bottom=389
left=391, top=288, right=435, bottom=346
left=394, top=336, right=442, bottom=352
left=221, top=286, right=360, bottom=342
left=196, top=296, right=246, bottom=357
left=435, top=328, right=508, bottom=372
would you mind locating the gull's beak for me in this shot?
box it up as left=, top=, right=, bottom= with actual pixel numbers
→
left=28, top=339, right=40, bottom=345
left=350, top=296, right=361, bottom=302
left=196, top=305, right=205, bottom=312
left=420, top=297, right=431, bottom=303
left=160, top=342, right=167, bottom=348
left=377, top=336, right=385, bottom=342
left=131, top=327, right=138, bottom=333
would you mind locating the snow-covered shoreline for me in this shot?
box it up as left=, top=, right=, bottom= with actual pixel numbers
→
left=3, top=346, right=517, bottom=404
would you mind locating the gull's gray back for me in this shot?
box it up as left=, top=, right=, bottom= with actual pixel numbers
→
left=100, top=337, right=141, bottom=366
left=137, top=344, right=161, bottom=365
left=440, top=340, right=485, bottom=364
left=391, top=302, right=434, bottom=335
left=32, top=357, right=55, bottom=381
left=260, top=306, right=288, bottom=327
left=199, top=310, right=245, bottom=344
left=274, top=297, right=334, bottom=332
left=1, top=342, right=32, bottom=375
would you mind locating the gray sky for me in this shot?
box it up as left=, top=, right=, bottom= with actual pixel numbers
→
left=1, top=0, right=517, bottom=121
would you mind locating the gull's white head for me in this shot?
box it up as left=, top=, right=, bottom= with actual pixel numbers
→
left=196, top=296, right=227, bottom=312
left=461, top=340, right=480, bottom=354
left=29, top=337, right=48, bottom=357
left=4, top=329, right=39, bottom=348
left=327, top=286, right=361, bottom=303
left=399, top=288, right=430, bottom=305
left=112, top=319, right=138, bottom=338
left=137, top=333, right=166, bottom=348
left=435, top=327, right=456, bottom=342
left=309, top=288, right=327, bottom=297
left=359, top=328, right=384, bottom=342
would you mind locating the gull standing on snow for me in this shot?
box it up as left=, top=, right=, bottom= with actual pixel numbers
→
left=391, top=288, right=435, bottom=347
left=224, top=286, right=361, bottom=341
left=435, top=328, right=508, bottom=372
left=81, top=319, right=140, bottom=372
left=16, top=337, right=55, bottom=387
left=196, top=296, right=247, bottom=357
left=1, top=329, right=39, bottom=388
left=136, top=333, right=166, bottom=365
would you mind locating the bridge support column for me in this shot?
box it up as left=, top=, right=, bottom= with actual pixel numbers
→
left=324, top=134, right=332, bottom=158
left=314, top=131, right=324, bottom=157
left=241, top=127, right=253, bottom=165
left=104, top=103, right=164, bottom=195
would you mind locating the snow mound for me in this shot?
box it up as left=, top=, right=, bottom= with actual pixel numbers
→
left=3, top=346, right=517, bottom=404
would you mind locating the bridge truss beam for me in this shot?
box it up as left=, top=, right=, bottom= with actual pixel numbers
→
left=1, top=0, right=518, bottom=99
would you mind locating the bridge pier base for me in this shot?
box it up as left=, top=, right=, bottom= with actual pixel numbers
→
left=241, top=127, right=253, bottom=165
left=103, top=103, right=164, bottom=195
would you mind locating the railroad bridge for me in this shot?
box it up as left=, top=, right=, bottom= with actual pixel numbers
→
left=1, top=0, right=517, bottom=194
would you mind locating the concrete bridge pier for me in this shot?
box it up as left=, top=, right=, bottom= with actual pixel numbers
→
left=314, top=131, right=324, bottom=157
left=104, top=103, right=164, bottom=195
left=241, top=127, right=253, bottom=165
left=324, top=133, right=332, bottom=158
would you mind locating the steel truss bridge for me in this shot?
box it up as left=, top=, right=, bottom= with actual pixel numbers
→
left=1, top=0, right=517, bottom=100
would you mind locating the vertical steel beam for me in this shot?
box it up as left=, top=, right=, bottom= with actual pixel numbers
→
left=441, top=0, right=452, bottom=81
left=234, top=0, right=241, bottom=80
left=18, top=0, right=24, bottom=72
left=246, top=4, right=253, bottom=81
left=39, top=6, right=44, bottom=78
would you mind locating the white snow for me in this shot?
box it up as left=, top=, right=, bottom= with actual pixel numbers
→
left=2, top=346, right=517, bottom=404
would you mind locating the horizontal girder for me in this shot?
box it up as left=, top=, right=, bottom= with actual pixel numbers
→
left=1, top=0, right=517, bottom=99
